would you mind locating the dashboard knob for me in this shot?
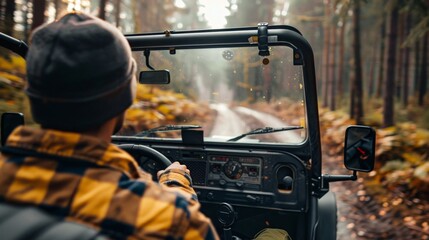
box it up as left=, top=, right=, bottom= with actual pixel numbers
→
left=219, top=179, right=227, bottom=186
left=223, top=160, right=243, bottom=179
left=217, top=203, right=236, bottom=227
left=282, top=176, right=293, bottom=190
left=207, top=192, right=215, bottom=200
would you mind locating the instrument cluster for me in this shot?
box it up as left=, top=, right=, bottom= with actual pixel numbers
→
left=151, top=147, right=309, bottom=212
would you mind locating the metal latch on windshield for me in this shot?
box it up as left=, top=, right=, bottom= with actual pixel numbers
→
left=247, top=23, right=278, bottom=57
left=257, top=22, right=270, bottom=57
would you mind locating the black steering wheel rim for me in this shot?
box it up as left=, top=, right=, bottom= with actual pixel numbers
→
left=118, top=144, right=172, bottom=169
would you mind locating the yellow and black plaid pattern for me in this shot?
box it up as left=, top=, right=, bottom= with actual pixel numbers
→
left=0, top=126, right=218, bottom=240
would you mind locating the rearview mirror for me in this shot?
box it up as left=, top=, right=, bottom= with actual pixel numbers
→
left=344, top=126, right=376, bottom=172
left=139, top=70, right=170, bottom=84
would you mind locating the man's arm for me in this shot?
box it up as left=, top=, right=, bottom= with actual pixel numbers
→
left=157, top=162, right=198, bottom=200
left=158, top=162, right=219, bottom=239
left=135, top=162, right=219, bottom=240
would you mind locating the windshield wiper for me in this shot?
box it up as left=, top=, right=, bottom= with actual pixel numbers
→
left=227, top=126, right=304, bottom=142
left=135, top=125, right=201, bottom=137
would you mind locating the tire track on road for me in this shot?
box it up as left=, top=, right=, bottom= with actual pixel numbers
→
left=234, top=106, right=304, bottom=143
left=209, top=103, right=250, bottom=138
left=210, top=104, right=304, bottom=143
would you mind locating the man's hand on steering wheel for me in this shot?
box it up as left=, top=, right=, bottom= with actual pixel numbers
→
left=157, top=161, right=196, bottom=200
left=157, top=161, right=191, bottom=179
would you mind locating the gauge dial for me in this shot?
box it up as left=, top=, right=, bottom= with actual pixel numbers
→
left=223, top=160, right=243, bottom=179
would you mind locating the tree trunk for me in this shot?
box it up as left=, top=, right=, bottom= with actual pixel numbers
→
left=115, top=0, right=121, bottom=28
left=350, top=74, right=356, bottom=118
left=375, top=13, right=386, bottom=99
left=328, top=3, right=337, bottom=111
left=32, top=0, right=46, bottom=30
left=99, top=0, right=107, bottom=20
left=395, top=12, right=404, bottom=100
left=383, top=1, right=398, bottom=127
left=23, top=0, right=29, bottom=42
left=4, top=0, right=16, bottom=35
left=132, top=0, right=141, bottom=32
left=337, top=18, right=346, bottom=101
left=418, top=33, right=428, bottom=106
left=53, top=0, right=66, bottom=19
left=413, top=41, right=421, bottom=95
left=54, top=0, right=59, bottom=18
left=368, top=42, right=377, bottom=98
left=157, top=0, right=166, bottom=29
left=322, top=0, right=331, bottom=108
left=402, top=12, right=411, bottom=107
left=351, top=0, right=364, bottom=124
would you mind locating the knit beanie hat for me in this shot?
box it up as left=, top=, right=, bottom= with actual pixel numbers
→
left=26, top=13, right=136, bottom=131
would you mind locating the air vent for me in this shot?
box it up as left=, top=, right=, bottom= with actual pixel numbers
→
left=181, top=160, right=207, bottom=185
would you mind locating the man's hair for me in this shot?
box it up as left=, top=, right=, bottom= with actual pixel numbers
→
left=26, top=13, right=136, bottom=131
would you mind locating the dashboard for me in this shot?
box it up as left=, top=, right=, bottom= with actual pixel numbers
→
left=139, top=146, right=309, bottom=212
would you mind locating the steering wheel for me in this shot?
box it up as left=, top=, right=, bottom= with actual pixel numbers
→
left=118, top=144, right=172, bottom=180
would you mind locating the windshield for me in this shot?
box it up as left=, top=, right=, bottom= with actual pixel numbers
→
left=117, top=45, right=307, bottom=144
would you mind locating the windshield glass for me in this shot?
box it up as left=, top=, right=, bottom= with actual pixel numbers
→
left=117, top=45, right=307, bottom=144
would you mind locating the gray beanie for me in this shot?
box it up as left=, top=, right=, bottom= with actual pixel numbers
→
left=26, top=13, right=135, bottom=131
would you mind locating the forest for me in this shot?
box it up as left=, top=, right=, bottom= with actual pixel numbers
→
left=0, top=0, right=429, bottom=239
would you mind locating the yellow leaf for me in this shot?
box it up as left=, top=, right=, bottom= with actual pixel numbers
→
left=157, top=105, right=171, bottom=115
left=414, top=162, right=429, bottom=180
left=412, top=130, right=429, bottom=147
left=137, top=92, right=155, bottom=101
left=11, top=55, right=26, bottom=73
left=125, top=108, right=144, bottom=121
left=165, top=114, right=175, bottom=121
left=378, top=126, right=397, bottom=137
left=402, top=153, right=423, bottom=165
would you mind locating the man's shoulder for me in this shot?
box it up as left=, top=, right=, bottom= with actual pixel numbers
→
left=0, top=153, right=217, bottom=239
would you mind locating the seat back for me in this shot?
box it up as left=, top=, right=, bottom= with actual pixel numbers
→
left=0, top=202, right=107, bottom=240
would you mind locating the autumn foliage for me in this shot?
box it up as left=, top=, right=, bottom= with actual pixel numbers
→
left=119, top=84, right=214, bottom=137
left=319, top=108, right=429, bottom=199
left=318, top=108, right=429, bottom=238
left=0, top=55, right=25, bottom=87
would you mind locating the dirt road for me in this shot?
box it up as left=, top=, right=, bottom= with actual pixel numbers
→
left=209, top=103, right=250, bottom=137
left=210, top=104, right=302, bottom=142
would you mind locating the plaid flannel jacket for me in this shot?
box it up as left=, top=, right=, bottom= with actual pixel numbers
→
left=0, top=126, right=218, bottom=240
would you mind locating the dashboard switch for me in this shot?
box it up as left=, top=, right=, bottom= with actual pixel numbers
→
left=235, top=181, right=244, bottom=188
left=246, top=194, right=257, bottom=202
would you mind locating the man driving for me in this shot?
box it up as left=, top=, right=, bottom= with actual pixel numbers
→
left=0, top=12, right=218, bottom=240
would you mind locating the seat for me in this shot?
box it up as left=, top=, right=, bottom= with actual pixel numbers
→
left=0, top=202, right=107, bottom=240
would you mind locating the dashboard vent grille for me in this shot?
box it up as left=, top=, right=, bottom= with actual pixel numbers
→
left=182, top=160, right=207, bottom=185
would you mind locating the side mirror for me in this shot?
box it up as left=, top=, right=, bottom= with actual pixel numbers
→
left=139, top=70, right=171, bottom=84
left=344, top=125, right=376, bottom=172
left=1, top=112, right=24, bottom=146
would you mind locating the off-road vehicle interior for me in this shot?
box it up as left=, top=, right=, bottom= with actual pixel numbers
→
left=0, top=23, right=376, bottom=240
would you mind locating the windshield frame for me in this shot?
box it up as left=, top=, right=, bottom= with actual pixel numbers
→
left=113, top=25, right=322, bottom=178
